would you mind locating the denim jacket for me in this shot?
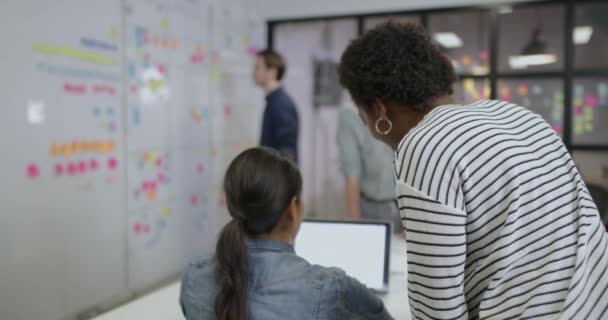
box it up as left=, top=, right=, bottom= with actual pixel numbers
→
left=180, top=238, right=393, bottom=320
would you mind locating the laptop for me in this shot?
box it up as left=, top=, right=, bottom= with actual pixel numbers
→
left=294, top=219, right=392, bottom=293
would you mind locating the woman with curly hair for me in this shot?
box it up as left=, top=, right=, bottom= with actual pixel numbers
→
left=339, top=22, right=608, bottom=320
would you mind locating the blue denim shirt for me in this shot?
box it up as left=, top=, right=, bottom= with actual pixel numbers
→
left=180, top=238, right=392, bottom=320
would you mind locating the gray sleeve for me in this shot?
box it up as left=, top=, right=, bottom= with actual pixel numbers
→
left=337, top=109, right=363, bottom=177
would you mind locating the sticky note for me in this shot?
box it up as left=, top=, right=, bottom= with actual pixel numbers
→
left=171, top=40, right=178, bottom=49
left=108, top=157, right=118, bottom=170
left=72, top=141, right=80, bottom=153
left=137, top=160, right=145, bottom=170
left=586, top=96, right=598, bottom=107
left=191, top=195, right=198, bottom=205
left=143, top=224, right=150, bottom=233
left=27, top=163, right=40, bottom=178
left=584, top=107, right=594, bottom=122
left=132, top=108, right=140, bottom=125
left=51, top=144, right=61, bottom=156
left=575, top=106, right=583, bottom=115
left=160, top=207, right=170, bottom=216
left=55, top=163, right=64, bottom=175
left=161, top=38, right=168, bottom=48
left=156, top=158, right=163, bottom=167
left=146, top=190, right=156, bottom=200
left=157, top=64, right=165, bottom=74
left=574, top=117, right=584, bottom=135
left=109, top=121, right=117, bottom=133
left=78, top=161, right=87, bottom=173
left=500, top=87, right=511, bottom=98
left=108, top=140, right=115, bottom=152
left=585, top=122, right=593, bottom=132
left=224, top=105, right=232, bottom=116
left=68, top=162, right=78, bottom=175
left=62, top=143, right=73, bottom=156
left=479, top=51, right=488, bottom=61
left=94, top=107, right=102, bottom=117
left=149, top=151, right=158, bottom=161
left=574, top=97, right=583, bottom=107
left=191, top=110, right=202, bottom=123
left=517, top=85, right=528, bottom=96
left=160, top=19, right=169, bottom=29
left=551, top=124, right=563, bottom=133
left=461, top=55, right=472, bottom=66
left=134, top=223, right=142, bottom=234
left=78, top=141, right=89, bottom=152
left=502, top=96, right=512, bottom=103
left=87, top=159, right=98, bottom=170
left=197, top=163, right=204, bottom=173
left=157, top=172, right=166, bottom=182
left=532, top=85, right=543, bottom=95
left=111, top=27, right=119, bottom=39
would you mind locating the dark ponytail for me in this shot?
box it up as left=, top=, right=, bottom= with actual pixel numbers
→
left=214, top=147, right=302, bottom=320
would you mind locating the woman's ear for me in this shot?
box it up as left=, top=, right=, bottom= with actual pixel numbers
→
left=373, top=97, right=388, bottom=118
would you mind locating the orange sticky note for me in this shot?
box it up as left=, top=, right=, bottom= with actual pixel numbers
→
left=171, top=40, right=178, bottom=49
left=80, top=141, right=90, bottom=152
left=146, top=190, right=156, bottom=200
left=51, top=144, right=61, bottom=156
left=517, top=85, right=529, bottom=96
left=62, top=143, right=72, bottom=156
left=108, top=140, right=115, bottom=152
left=72, top=141, right=80, bottom=153
left=161, top=38, right=168, bottom=47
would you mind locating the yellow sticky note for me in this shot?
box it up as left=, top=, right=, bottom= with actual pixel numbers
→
left=160, top=207, right=171, bottom=216
left=574, top=117, right=584, bottom=135
left=574, top=97, right=584, bottom=107
left=584, top=107, right=594, bottom=122
left=111, top=27, right=119, bottom=39
left=160, top=19, right=169, bottom=29
left=585, top=122, right=593, bottom=132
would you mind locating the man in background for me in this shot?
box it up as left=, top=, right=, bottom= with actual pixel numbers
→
left=254, top=49, right=299, bottom=163
left=337, top=98, right=402, bottom=235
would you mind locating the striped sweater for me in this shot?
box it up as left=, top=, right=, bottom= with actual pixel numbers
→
left=395, top=100, right=608, bottom=319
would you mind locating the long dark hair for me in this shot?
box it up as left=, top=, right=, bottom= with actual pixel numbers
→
left=214, top=147, right=302, bottom=320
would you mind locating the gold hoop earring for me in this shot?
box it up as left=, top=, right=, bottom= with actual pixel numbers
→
left=375, top=117, right=393, bottom=135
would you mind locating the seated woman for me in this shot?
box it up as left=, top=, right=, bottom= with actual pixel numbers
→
left=180, top=147, right=392, bottom=320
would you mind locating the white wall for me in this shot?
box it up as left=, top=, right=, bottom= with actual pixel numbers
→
left=255, top=0, right=541, bottom=20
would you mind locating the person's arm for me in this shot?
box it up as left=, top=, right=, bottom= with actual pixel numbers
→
left=337, top=110, right=364, bottom=219
left=396, top=180, right=469, bottom=320
left=273, top=102, right=298, bottom=161
left=338, top=270, right=394, bottom=319
left=345, top=176, right=362, bottom=220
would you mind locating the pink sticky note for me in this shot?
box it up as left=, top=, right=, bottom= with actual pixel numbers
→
left=224, top=105, right=232, bottom=116
left=143, top=224, right=150, bottom=233
left=157, top=64, right=166, bottom=74
left=129, top=85, right=137, bottom=93
left=141, top=181, right=149, bottom=191
left=78, top=161, right=87, bottom=173
left=197, top=163, right=204, bottom=173
left=55, top=163, right=64, bottom=176
left=90, top=159, right=99, bottom=170
left=502, top=96, right=512, bottom=103
left=134, top=223, right=142, bottom=234
left=575, top=106, right=583, bottom=115
left=247, top=47, right=259, bottom=57
left=68, top=162, right=78, bottom=176
left=586, top=96, right=598, bottom=107
left=552, top=124, right=563, bottom=133
left=27, top=164, right=40, bottom=178
left=218, top=197, right=226, bottom=208
left=157, top=172, right=166, bottom=182
left=150, top=181, right=157, bottom=190
left=479, top=51, right=489, bottom=61
left=108, top=157, right=118, bottom=170
left=191, top=195, right=198, bottom=205
left=156, top=158, right=163, bottom=167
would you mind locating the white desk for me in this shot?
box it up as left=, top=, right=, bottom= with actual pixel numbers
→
left=93, top=237, right=411, bottom=320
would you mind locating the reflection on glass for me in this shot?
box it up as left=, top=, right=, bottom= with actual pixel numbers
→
left=572, top=78, right=608, bottom=145
left=27, top=100, right=45, bottom=125
left=363, top=15, right=421, bottom=31
left=139, top=67, right=169, bottom=105
left=429, top=11, right=490, bottom=75
left=498, top=5, right=565, bottom=72
left=453, top=79, right=490, bottom=104
left=574, top=3, right=608, bottom=70
left=497, top=79, right=564, bottom=135
left=572, top=151, right=608, bottom=181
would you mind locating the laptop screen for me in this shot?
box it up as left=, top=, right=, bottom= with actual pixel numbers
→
left=294, top=220, right=391, bottom=293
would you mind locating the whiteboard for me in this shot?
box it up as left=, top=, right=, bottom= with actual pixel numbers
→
left=0, top=0, right=265, bottom=319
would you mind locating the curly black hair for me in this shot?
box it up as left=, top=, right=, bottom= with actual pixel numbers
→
left=339, top=22, right=456, bottom=112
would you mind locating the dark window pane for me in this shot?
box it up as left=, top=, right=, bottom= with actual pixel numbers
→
left=363, top=15, right=421, bottom=32
left=429, top=11, right=490, bottom=75
left=574, top=3, right=608, bottom=70
left=497, top=78, right=564, bottom=135
left=572, top=78, right=608, bottom=145
left=498, top=5, right=565, bottom=73
left=453, top=78, right=490, bottom=104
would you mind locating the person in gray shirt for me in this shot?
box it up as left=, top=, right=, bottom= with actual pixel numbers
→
left=337, top=103, right=402, bottom=234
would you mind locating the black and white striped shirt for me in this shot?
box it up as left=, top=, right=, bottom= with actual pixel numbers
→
left=395, top=100, right=608, bottom=319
